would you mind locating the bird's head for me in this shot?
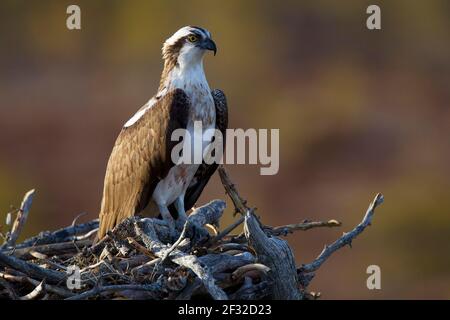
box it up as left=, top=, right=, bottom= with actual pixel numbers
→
left=162, top=26, right=217, bottom=68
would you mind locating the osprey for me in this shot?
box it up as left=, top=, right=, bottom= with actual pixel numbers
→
left=97, top=26, right=228, bottom=240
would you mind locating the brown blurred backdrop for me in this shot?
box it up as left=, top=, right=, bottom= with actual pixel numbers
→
left=0, top=0, right=449, bottom=299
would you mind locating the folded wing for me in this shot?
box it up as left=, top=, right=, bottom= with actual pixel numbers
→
left=98, top=89, right=191, bottom=239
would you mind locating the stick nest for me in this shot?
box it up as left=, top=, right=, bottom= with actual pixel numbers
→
left=0, top=167, right=383, bottom=300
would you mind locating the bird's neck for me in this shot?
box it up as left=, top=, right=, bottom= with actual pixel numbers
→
left=159, top=59, right=209, bottom=93
left=159, top=58, right=215, bottom=128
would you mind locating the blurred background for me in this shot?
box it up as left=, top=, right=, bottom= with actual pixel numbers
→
left=0, top=0, right=449, bottom=299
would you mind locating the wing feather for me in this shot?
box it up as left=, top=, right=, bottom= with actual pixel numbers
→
left=98, top=89, right=190, bottom=239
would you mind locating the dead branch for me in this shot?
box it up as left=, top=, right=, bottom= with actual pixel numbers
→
left=0, top=169, right=384, bottom=300
left=5, top=240, right=92, bottom=260
left=2, top=189, right=35, bottom=249
left=218, top=166, right=250, bottom=216
left=66, top=283, right=163, bottom=300
left=0, top=271, right=74, bottom=298
left=231, top=263, right=270, bottom=282
left=161, top=199, right=226, bottom=263
left=299, top=193, right=384, bottom=274
left=17, top=220, right=98, bottom=249
left=20, top=279, right=45, bottom=300
left=268, top=219, right=342, bottom=236
left=134, top=215, right=228, bottom=300
left=245, top=211, right=302, bottom=300
left=229, top=277, right=271, bottom=300
left=0, top=250, right=66, bottom=284
left=208, top=216, right=245, bottom=245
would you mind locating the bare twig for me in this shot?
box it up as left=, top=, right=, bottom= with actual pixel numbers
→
left=231, top=263, right=270, bottom=281
left=20, top=280, right=45, bottom=300
left=118, top=254, right=152, bottom=271
left=4, top=240, right=92, bottom=260
left=130, top=257, right=161, bottom=278
left=198, top=252, right=255, bottom=275
left=73, top=228, right=98, bottom=241
left=0, top=181, right=384, bottom=300
left=134, top=219, right=227, bottom=300
left=0, top=250, right=66, bottom=284
left=160, top=200, right=226, bottom=264
left=2, top=189, right=35, bottom=249
left=218, top=166, right=250, bottom=216
left=208, top=216, right=245, bottom=246
left=17, top=219, right=98, bottom=249
left=160, top=222, right=190, bottom=264
left=0, top=271, right=74, bottom=298
left=299, top=193, right=384, bottom=273
left=268, top=219, right=342, bottom=237
left=126, top=237, right=157, bottom=258
left=66, top=283, right=163, bottom=300
left=71, top=212, right=87, bottom=227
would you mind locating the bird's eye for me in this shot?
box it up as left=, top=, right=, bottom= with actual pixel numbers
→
left=187, top=35, right=198, bottom=42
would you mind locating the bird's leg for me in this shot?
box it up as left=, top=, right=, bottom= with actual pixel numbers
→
left=175, top=196, right=210, bottom=246
left=158, top=204, right=177, bottom=240
left=174, top=196, right=188, bottom=229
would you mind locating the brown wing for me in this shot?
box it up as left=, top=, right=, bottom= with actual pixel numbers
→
left=169, top=89, right=228, bottom=217
left=98, top=89, right=190, bottom=239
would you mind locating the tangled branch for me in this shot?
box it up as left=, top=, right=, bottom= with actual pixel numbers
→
left=0, top=167, right=383, bottom=300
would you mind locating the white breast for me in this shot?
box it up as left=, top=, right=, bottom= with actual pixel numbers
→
left=151, top=62, right=216, bottom=208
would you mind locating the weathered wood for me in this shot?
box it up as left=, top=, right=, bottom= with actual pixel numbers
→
left=2, top=189, right=35, bottom=249
left=0, top=175, right=384, bottom=300
left=185, top=199, right=226, bottom=227
left=229, top=277, right=271, bottom=300
left=134, top=218, right=228, bottom=300
left=176, top=278, right=203, bottom=300
left=161, top=200, right=226, bottom=263
left=17, top=220, right=98, bottom=249
left=199, top=252, right=255, bottom=274
left=231, top=263, right=270, bottom=281
left=268, top=219, right=341, bottom=236
left=299, top=193, right=384, bottom=273
left=0, top=251, right=66, bottom=284
left=20, top=280, right=45, bottom=300
left=208, top=216, right=245, bottom=245
left=244, top=211, right=302, bottom=300
left=218, top=166, right=248, bottom=216
left=4, top=240, right=92, bottom=260
left=0, top=271, right=74, bottom=298
left=66, top=283, right=163, bottom=300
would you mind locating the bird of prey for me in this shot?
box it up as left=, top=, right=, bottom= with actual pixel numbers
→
left=97, top=26, right=228, bottom=240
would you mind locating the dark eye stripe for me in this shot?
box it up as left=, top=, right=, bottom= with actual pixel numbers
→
left=189, top=26, right=210, bottom=39
left=191, top=30, right=203, bottom=38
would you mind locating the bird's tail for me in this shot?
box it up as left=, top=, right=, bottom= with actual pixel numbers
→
left=96, top=210, right=111, bottom=241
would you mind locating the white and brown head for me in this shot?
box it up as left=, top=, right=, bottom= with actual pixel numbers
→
left=163, top=26, right=216, bottom=65
left=160, top=26, right=216, bottom=87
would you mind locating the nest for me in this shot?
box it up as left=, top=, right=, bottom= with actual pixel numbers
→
left=0, top=167, right=383, bottom=300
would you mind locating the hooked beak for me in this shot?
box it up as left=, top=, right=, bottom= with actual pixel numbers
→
left=198, top=38, right=217, bottom=56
